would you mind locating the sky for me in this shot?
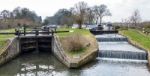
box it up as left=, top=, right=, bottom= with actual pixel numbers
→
left=0, top=0, right=150, bottom=22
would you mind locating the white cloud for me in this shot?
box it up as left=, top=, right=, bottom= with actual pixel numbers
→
left=0, top=0, right=150, bottom=22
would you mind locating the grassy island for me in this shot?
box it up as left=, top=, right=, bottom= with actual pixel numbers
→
left=56, top=28, right=98, bottom=63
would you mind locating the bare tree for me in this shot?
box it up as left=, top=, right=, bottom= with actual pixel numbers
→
left=93, top=4, right=111, bottom=25
left=86, top=7, right=95, bottom=25
left=130, top=9, right=141, bottom=28
left=73, top=1, right=88, bottom=29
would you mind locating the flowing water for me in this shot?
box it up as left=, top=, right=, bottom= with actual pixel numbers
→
left=0, top=34, right=150, bottom=76
left=97, top=34, right=148, bottom=60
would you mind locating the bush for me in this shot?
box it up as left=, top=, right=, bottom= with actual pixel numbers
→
left=119, top=26, right=128, bottom=30
left=144, top=24, right=150, bottom=29
left=114, top=25, right=120, bottom=30
left=143, top=24, right=150, bottom=34
left=61, top=33, right=89, bottom=53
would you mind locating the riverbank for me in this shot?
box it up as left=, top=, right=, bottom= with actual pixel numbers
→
left=0, top=38, right=20, bottom=65
left=0, top=29, right=15, bottom=54
left=0, top=29, right=19, bottom=65
left=119, top=29, right=150, bottom=69
left=54, top=28, right=98, bottom=68
left=119, top=29, right=150, bottom=51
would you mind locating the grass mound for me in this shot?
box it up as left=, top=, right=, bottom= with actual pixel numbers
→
left=61, top=33, right=89, bottom=53
left=56, top=28, right=98, bottom=58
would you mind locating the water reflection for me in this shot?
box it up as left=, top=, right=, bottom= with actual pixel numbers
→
left=0, top=52, right=67, bottom=76
left=0, top=51, right=149, bottom=76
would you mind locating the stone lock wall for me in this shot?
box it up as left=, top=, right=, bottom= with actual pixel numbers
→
left=0, top=37, right=20, bottom=65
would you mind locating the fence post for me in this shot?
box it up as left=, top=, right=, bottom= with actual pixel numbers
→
left=54, top=27, right=56, bottom=32
left=48, top=28, right=50, bottom=35
left=52, top=30, right=54, bottom=36
left=23, top=25, right=26, bottom=36
left=15, top=28, right=20, bottom=37
left=18, top=29, right=20, bottom=37
left=35, top=30, right=38, bottom=36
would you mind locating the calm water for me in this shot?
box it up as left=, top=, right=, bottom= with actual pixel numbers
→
left=0, top=51, right=149, bottom=76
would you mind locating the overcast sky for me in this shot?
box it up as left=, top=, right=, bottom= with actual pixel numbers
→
left=0, top=0, right=150, bottom=22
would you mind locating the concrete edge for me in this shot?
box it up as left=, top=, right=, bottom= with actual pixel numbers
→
left=0, top=37, right=20, bottom=66
left=52, top=35, right=98, bottom=68
left=148, top=51, right=150, bottom=69
left=51, top=35, right=70, bottom=67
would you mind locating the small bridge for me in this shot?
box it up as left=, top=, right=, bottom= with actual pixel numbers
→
left=90, top=30, right=118, bottom=35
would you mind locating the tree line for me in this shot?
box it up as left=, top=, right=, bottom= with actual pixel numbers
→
left=43, top=1, right=111, bottom=29
left=114, top=9, right=150, bottom=34
left=0, top=7, right=42, bottom=29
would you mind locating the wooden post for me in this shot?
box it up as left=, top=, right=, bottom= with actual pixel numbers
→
left=52, top=30, right=54, bottom=36
left=18, top=29, right=20, bottom=37
left=54, top=27, right=56, bottom=32
left=15, top=29, right=17, bottom=35
left=34, top=28, right=39, bottom=52
left=15, top=28, right=20, bottom=37
left=36, top=30, right=39, bottom=36
left=48, top=28, right=50, bottom=35
left=23, top=25, right=26, bottom=36
left=35, top=32, right=39, bottom=52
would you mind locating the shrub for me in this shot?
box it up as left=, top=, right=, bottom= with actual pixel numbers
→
left=61, top=33, right=89, bottom=53
left=142, top=24, right=150, bottom=34
left=119, top=26, right=128, bottom=30
left=114, top=25, right=120, bottom=30
left=144, top=24, right=150, bottom=29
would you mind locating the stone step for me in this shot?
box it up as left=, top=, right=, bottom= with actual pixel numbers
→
left=97, top=38, right=128, bottom=42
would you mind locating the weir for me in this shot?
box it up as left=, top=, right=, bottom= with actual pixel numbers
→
left=95, top=34, right=128, bottom=42
left=97, top=34, right=148, bottom=60
left=99, top=50, right=147, bottom=60
left=96, top=37, right=128, bottom=42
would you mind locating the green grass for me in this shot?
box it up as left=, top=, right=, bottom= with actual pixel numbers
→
left=56, top=28, right=91, bottom=37
left=69, top=47, right=87, bottom=55
left=0, top=29, right=15, bottom=51
left=0, top=28, right=15, bottom=32
left=120, top=29, right=150, bottom=51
